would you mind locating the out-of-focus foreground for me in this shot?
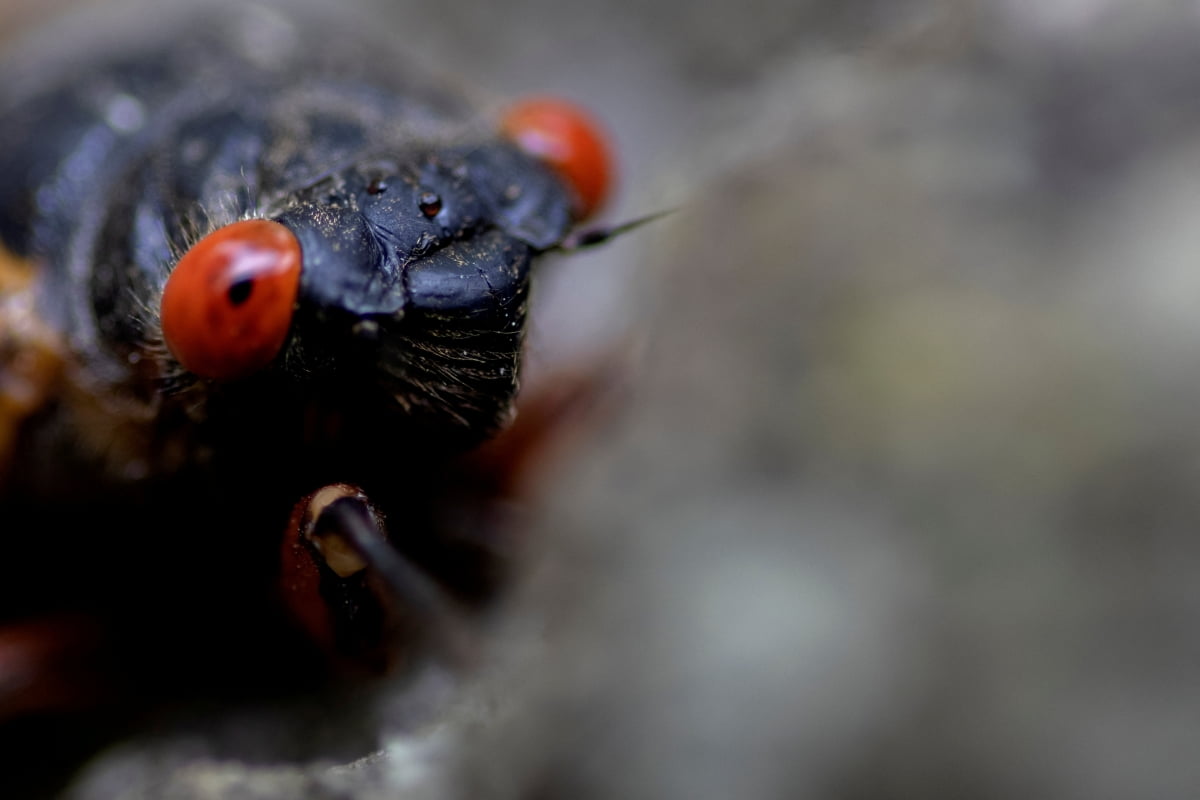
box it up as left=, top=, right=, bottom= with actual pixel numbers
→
left=5, top=0, right=1200, bottom=797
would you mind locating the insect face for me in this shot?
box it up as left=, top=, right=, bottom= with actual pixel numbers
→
left=161, top=139, right=579, bottom=446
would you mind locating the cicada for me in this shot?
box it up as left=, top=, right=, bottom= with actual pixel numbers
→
left=0, top=0, right=619, bottom=752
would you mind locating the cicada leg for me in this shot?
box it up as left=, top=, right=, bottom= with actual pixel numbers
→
left=278, top=354, right=624, bottom=676
left=280, top=484, right=475, bottom=676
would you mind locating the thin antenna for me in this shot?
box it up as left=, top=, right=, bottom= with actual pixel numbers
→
left=557, top=208, right=676, bottom=251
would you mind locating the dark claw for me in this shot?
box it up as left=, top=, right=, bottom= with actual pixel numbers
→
left=293, top=486, right=476, bottom=672
left=314, top=495, right=476, bottom=668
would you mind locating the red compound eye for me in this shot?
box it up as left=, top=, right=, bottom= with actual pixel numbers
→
left=160, top=219, right=301, bottom=380
left=501, top=96, right=614, bottom=220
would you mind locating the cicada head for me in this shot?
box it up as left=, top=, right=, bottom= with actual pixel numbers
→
left=160, top=98, right=613, bottom=449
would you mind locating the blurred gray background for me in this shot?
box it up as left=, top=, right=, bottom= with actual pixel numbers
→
left=5, top=0, right=1200, bottom=797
